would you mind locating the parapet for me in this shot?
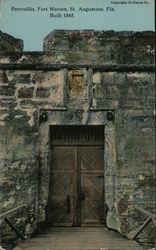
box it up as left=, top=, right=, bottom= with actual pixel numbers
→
left=0, top=30, right=154, bottom=66
left=43, top=30, right=155, bottom=65
left=0, top=31, right=23, bottom=52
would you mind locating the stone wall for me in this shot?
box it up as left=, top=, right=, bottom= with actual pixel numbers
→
left=0, top=31, right=23, bottom=52
left=0, top=30, right=155, bottom=247
left=43, top=30, right=154, bottom=65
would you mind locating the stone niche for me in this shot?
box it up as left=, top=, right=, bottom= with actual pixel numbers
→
left=0, top=30, right=155, bottom=247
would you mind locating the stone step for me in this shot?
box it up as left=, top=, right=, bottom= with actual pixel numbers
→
left=17, top=243, right=137, bottom=247
left=40, top=227, right=111, bottom=232
left=14, top=227, right=142, bottom=250
left=20, top=239, right=137, bottom=245
left=15, top=241, right=142, bottom=249
left=15, top=247, right=143, bottom=250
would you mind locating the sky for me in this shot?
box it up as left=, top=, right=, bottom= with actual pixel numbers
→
left=0, top=0, right=155, bottom=51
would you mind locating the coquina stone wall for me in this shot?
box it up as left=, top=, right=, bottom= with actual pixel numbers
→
left=0, top=30, right=155, bottom=247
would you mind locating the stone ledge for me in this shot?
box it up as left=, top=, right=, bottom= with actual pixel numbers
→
left=0, top=63, right=155, bottom=72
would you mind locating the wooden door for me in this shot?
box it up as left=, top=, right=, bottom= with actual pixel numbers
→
left=47, top=125, right=105, bottom=227
left=46, top=146, right=77, bottom=226
left=79, top=146, right=105, bottom=226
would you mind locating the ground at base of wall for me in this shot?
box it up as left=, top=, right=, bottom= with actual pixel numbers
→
left=1, top=238, right=156, bottom=250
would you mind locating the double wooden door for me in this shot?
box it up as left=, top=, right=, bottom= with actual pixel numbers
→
left=46, top=126, right=105, bottom=227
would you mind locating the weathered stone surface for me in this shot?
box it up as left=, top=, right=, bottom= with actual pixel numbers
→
left=0, top=71, right=8, bottom=84
left=0, top=86, right=15, bottom=96
left=0, top=31, right=154, bottom=66
left=36, top=87, right=50, bottom=98
left=43, top=30, right=155, bottom=65
left=14, top=73, right=31, bottom=84
left=18, top=87, right=34, bottom=98
left=91, top=72, right=154, bottom=109
left=0, top=31, right=23, bottom=52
